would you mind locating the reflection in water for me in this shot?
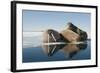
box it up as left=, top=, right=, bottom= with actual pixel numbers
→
left=42, top=41, right=87, bottom=59
left=23, top=40, right=90, bottom=63
left=42, top=43, right=66, bottom=56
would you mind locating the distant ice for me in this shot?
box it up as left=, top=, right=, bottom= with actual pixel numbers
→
left=23, top=32, right=43, bottom=48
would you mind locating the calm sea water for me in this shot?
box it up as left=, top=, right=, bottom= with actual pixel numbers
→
left=22, top=40, right=91, bottom=63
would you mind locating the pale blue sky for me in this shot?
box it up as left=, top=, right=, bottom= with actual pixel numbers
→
left=22, top=10, right=91, bottom=38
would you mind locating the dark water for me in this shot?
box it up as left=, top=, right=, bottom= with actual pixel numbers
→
left=22, top=40, right=91, bottom=63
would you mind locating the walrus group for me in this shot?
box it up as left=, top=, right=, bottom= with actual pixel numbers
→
left=43, top=22, right=87, bottom=43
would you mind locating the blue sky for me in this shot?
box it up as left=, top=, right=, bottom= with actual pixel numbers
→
left=22, top=10, right=91, bottom=38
